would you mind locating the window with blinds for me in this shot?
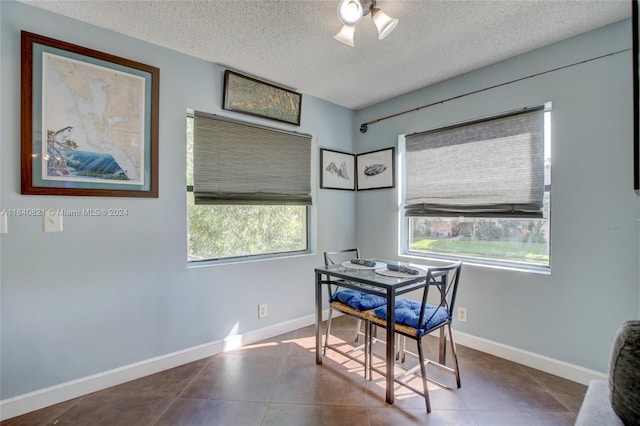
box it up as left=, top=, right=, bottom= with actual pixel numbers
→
left=405, top=107, right=545, bottom=218
left=187, top=113, right=310, bottom=263
left=403, top=105, right=551, bottom=270
left=193, top=111, right=312, bottom=205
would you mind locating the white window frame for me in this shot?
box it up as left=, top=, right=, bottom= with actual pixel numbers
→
left=186, top=113, right=312, bottom=265
left=398, top=104, right=552, bottom=273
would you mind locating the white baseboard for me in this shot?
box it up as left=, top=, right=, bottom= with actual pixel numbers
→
left=0, top=314, right=317, bottom=421
left=452, top=330, right=607, bottom=385
left=1, top=313, right=604, bottom=420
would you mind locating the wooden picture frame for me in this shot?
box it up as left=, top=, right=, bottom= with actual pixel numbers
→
left=356, top=147, right=395, bottom=191
left=223, top=70, right=302, bottom=126
left=633, top=0, right=639, bottom=191
left=320, top=148, right=355, bottom=190
left=21, top=31, right=159, bottom=197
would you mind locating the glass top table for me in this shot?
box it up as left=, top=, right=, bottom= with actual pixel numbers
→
left=314, top=259, right=437, bottom=404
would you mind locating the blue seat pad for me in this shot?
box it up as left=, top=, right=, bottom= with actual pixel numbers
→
left=331, top=289, right=386, bottom=310
left=374, top=299, right=450, bottom=335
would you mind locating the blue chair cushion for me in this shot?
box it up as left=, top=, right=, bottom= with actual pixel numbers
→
left=331, top=289, right=386, bottom=310
left=374, top=299, right=450, bottom=336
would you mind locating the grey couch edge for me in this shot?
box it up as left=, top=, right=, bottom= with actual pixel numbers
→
left=574, top=379, right=624, bottom=426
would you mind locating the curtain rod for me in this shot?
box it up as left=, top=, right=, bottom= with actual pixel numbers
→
left=359, top=48, right=630, bottom=133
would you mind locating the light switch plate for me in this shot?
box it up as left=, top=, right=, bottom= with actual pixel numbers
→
left=0, top=215, right=7, bottom=234
left=44, top=210, right=63, bottom=232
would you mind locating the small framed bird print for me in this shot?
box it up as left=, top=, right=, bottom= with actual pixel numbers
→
left=320, top=148, right=355, bottom=191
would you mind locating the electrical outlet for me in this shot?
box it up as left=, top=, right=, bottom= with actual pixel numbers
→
left=258, top=304, right=268, bottom=318
left=457, top=307, right=467, bottom=323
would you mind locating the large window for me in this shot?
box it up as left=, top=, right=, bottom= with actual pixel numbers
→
left=187, top=113, right=310, bottom=262
left=404, top=105, right=551, bottom=270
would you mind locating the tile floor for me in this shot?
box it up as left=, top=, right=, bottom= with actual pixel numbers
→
left=1, top=316, right=587, bottom=425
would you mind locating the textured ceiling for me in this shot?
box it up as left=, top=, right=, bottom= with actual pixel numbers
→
left=19, top=0, right=632, bottom=110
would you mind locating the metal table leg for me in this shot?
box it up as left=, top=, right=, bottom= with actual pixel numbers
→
left=315, top=271, right=323, bottom=365
left=385, top=288, right=395, bottom=404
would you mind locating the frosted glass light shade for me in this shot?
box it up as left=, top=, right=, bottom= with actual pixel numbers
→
left=371, top=7, right=398, bottom=39
left=334, top=25, right=356, bottom=47
left=337, top=0, right=363, bottom=26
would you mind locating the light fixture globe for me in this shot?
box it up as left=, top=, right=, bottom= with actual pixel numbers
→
left=334, top=25, right=356, bottom=47
left=337, top=0, right=364, bottom=26
left=333, top=0, right=398, bottom=46
left=371, top=7, right=398, bottom=39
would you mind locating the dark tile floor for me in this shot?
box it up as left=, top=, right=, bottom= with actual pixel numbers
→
left=2, top=316, right=587, bottom=425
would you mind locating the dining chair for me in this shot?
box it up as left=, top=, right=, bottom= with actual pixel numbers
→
left=322, top=249, right=386, bottom=379
left=367, top=260, right=463, bottom=413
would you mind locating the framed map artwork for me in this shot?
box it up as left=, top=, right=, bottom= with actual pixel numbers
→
left=223, top=70, right=302, bottom=126
left=21, top=31, right=159, bottom=197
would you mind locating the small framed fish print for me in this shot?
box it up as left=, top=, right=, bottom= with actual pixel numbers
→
left=320, top=148, right=355, bottom=190
left=356, top=147, right=395, bottom=191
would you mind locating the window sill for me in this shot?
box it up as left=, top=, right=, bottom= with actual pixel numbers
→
left=187, top=249, right=312, bottom=268
left=399, top=252, right=551, bottom=276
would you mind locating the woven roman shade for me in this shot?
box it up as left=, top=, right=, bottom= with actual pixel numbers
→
left=193, top=112, right=312, bottom=205
left=405, top=107, right=545, bottom=217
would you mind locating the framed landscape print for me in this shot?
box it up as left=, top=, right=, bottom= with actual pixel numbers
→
left=356, top=147, right=395, bottom=190
left=223, top=70, right=302, bottom=126
left=633, top=0, right=639, bottom=191
left=21, top=31, right=159, bottom=197
left=320, top=148, right=355, bottom=190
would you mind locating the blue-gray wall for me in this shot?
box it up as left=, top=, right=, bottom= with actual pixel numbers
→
left=354, top=19, right=639, bottom=372
left=0, top=1, right=355, bottom=400
left=1, top=0, right=638, bottom=403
